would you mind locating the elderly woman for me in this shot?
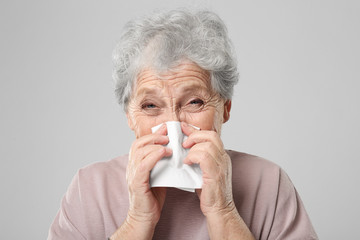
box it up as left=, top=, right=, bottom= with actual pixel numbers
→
left=48, top=9, right=317, bottom=240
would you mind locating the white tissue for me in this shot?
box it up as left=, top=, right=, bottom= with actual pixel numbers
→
left=150, top=121, right=203, bottom=192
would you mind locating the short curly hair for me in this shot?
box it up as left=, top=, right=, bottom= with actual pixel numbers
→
left=112, top=9, right=239, bottom=111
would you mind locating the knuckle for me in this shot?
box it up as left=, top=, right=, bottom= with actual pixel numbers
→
left=156, top=146, right=165, bottom=156
left=209, top=131, right=218, bottom=139
left=204, top=141, right=213, bottom=149
left=154, top=135, right=167, bottom=145
left=131, top=139, right=141, bottom=150
left=200, top=150, right=212, bottom=162
left=137, top=160, right=147, bottom=174
left=214, top=166, right=226, bottom=182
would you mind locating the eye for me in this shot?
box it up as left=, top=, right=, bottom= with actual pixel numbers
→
left=142, top=103, right=157, bottom=109
left=189, top=99, right=204, bottom=105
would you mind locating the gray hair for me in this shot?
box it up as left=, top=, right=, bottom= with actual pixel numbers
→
left=112, top=9, right=239, bottom=111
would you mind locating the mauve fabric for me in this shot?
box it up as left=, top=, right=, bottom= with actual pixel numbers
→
left=48, top=150, right=318, bottom=239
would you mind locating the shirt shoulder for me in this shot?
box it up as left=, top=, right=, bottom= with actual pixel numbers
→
left=48, top=155, right=130, bottom=240
left=227, top=150, right=318, bottom=240
left=78, top=154, right=128, bottom=179
left=227, top=150, right=281, bottom=194
left=74, top=155, right=129, bottom=202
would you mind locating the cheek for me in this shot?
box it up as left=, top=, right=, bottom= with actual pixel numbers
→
left=136, top=125, right=152, bottom=137
left=133, top=115, right=171, bottom=138
left=130, top=115, right=155, bottom=138
left=182, top=108, right=220, bottom=131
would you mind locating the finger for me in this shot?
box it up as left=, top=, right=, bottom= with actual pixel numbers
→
left=183, top=143, right=229, bottom=177
left=184, top=151, right=229, bottom=191
left=181, top=122, right=199, bottom=136
left=183, top=142, right=216, bottom=164
left=183, top=130, right=223, bottom=150
left=154, top=123, right=168, bottom=135
left=132, top=131, right=169, bottom=150
left=129, top=136, right=170, bottom=169
left=136, top=146, right=173, bottom=179
left=133, top=123, right=168, bottom=149
left=184, top=150, right=219, bottom=183
left=183, top=147, right=216, bottom=167
left=139, top=144, right=173, bottom=163
left=127, top=147, right=172, bottom=197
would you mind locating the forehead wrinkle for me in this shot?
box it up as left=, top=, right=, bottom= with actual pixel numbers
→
left=134, top=62, right=212, bottom=101
left=160, top=69, right=210, bottom=86
left=135, top=87, right=161, bottom=99
left=138, top=61, right=210, bottom=83
left=135, top=79, right=212, bottom=103
left=172, top=82, right=209, bottom=97
left=136, top=70, right=160, bottom=86
left=136, top=73, right=207, bottom=90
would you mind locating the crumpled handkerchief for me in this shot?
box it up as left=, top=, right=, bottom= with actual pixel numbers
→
left=150, top=121, right=203, bottom=192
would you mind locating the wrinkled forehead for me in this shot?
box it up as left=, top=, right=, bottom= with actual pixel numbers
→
left=133, top=61, right=213, bottom=96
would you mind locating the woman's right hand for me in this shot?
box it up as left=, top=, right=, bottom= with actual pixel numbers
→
left=111, top=124, right=172, bottom=239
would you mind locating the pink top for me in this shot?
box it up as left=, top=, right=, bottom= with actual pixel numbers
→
left=48, top=150, right=318, bottom=239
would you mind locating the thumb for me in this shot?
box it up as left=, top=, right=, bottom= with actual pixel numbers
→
left=181, top=122, right=199, bottom=136
left=154, top=123, right=168, bottom=135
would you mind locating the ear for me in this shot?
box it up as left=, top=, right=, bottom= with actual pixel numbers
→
left=223, top=100, right=232, bottom=123
left=126, top=112, right=135, bottom=131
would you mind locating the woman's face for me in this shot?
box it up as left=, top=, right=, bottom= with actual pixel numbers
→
left=126, top=62, right=231, bottom=138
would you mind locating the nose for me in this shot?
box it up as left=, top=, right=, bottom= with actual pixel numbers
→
left=167, top=108, right=181, bottom=122
left=162, top=107, right=183, bottom=123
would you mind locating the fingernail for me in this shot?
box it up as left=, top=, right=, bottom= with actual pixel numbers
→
left=162, top=147, right=172, bottom=156
left=159, top=123, right=166, bottom=130
left=181, top=122, right=188, bottom=127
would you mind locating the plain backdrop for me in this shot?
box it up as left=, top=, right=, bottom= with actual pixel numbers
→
left=1, top=0, right=359, bottom=239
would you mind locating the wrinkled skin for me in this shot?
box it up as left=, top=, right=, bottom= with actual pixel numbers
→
left=126, top=62, right=228, bottom=136
left=111, top=62, right=254, bottom=239
left=126, top=61, right=231, bottom=217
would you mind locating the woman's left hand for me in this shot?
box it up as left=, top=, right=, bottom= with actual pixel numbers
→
left=181, top=122, right=255, bottom=239
left=181, top=122, right=234, bottom=217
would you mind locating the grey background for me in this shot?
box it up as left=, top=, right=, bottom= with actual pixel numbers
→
left=1, top=0, right=359, bottom=239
